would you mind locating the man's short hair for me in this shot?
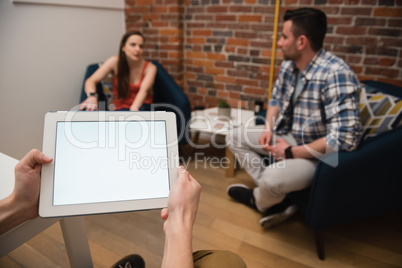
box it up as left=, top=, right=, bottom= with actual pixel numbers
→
left=284, top=8, right=327, bottom=52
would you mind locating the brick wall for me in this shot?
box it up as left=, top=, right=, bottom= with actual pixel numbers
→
left=125, top=0, right=402, bottom=110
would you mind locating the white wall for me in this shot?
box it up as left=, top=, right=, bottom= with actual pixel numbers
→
left=0, top=1, right=125, bottom=159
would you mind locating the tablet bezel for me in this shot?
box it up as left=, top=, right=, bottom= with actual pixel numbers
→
left=39, top=111, right=179, bottom=218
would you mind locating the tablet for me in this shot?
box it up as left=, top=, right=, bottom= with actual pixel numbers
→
left=39, top=111, right=179, bottom=218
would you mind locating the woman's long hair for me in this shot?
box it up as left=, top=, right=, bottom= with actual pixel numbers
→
left=117, top=31, right=145, bottom=99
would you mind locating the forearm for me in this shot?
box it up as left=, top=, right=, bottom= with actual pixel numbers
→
left=0, top=195, right=35, bottom=236
left=265, top=106, right=280, bottom=131
left=291, top=137, right=328, bottom=159
left=84, top=79, right=97, bottom=96
left=162, top=222, right=193, bottom=268
left=130, top=88, right=149, bottom=111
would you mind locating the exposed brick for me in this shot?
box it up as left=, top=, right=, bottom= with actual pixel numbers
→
left=325, top=36, right=345, bottom=44
left=327, top=17, right=353, bottom=25
left=187, top=37, right=205, bottom=44
left=205, top=67, right=225, bottom=75
left=368, top=28, right=401, bottom=37
left=230, top=6, right=253, bottom=12
left=217, top=90, right=230, bottom=98
left=366, top=47, right=398, bottom=57
left=227, top=38, right=250, bottom=47
left=236, top=79, right=259, bottom=87
left=346, top=37, right=378, bottom=46
left=197, top=88, right=207, bottom=94
left=235, top=31, right=258, bottom=39
left=374, top=7, right=402, bottom=17
left=379, top=0, right=395, bottom=5
left=228, top=55, right=250, bottom=63
left=194, top=15, right=214, bottom=21
left=192, top=30, right=212, bottom=36
left=193, top=59, right=214, bottom=67
left=341, top=7, right=372, bottom=16
left=226, top=84, right=243, bottom=91
left=136, top=0, right=153, bottom=5
left=351, top=65, right=363, bottom=74
left=252, top=57, right=270, bottom=64
left=333, top=45, right=363, bottom=54
left=250, top=41, right=270, bottom=48
left=237, top=48, right=248, bottom=55
left=336, top=27, right=366, bottom=35
left=364, top=58, right=380, bottom=65
left=187, top=51, right=206, bottom=58
left=355, top=18, right=387, bottom=26
left=244, top=87, right=267, bottom=95
left=208, top=89, right=217, bottom=96
left=212, top=31, right=233, bottom=37
left=215, top=15, right=236, bottom=21
left=389, top=18, right=402, bottom=27
left=206, top=6, right=228, bottom=13
left=238, top=15, right=263, bottom=22
left=215, top=61, right=235, bottom=68
left=381, top=37, right=401, bottom=47
left=347, top=55, right=362, bottom=64
left=379, top=58, right=396, bottom=66
left=207, top=53, right=226, bottom=60
left=366, top=67, right=399, bottom=77
left=216, top=75, right=236, bottom=83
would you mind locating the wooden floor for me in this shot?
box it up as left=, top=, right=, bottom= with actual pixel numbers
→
left=1, top=149, right=402, bottom=267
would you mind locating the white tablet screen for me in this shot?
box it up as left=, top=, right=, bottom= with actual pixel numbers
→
left=53, top=120, right=170, bottom=206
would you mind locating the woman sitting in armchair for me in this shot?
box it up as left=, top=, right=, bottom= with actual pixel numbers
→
left=79, top=31, right=156, bottom=112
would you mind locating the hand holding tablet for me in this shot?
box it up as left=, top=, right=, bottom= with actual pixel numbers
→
left=39, top=111, right=179, bottom=218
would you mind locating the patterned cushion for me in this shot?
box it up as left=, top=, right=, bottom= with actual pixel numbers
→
left=359, top=83, right=402, bottom=140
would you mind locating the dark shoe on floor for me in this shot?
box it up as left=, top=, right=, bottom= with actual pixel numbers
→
left=112, top=254, right=145, bottom=268
left=227, top=183, right=257, bottom=210
left=260, top=198, right=297, bottom=228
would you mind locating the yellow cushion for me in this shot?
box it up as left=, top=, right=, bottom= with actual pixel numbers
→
left=359, top=83, right=402, bottom=140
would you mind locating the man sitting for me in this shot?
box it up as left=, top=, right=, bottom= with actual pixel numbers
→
left=227, top=7, right=362, bottom=228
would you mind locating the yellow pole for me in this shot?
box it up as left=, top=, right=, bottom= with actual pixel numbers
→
left=268, top=0, right=281, bottom=102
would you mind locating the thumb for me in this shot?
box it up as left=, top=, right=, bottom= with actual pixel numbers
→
left=161, top=208, right=169, bottom=220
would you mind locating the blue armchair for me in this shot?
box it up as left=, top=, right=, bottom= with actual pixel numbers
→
left=79, top=61, right=191, bottom=145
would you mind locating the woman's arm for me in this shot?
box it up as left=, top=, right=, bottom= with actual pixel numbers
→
left=130, top=62, right=157, bottom=111
left=79, top=56, right=118, bottom=111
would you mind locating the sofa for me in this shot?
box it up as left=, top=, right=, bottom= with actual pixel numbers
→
left=79, top=61, right=192, bottom=145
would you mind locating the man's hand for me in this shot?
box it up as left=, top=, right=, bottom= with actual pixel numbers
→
left=259, top=130, right=273, bottom=151
left=265, top=138, right=289, bottom=161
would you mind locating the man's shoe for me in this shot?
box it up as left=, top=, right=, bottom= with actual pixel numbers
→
left=227, top=184, right=257, bottom=210
left=259, top=198, right=297, bottom=228
left=112, top=254, right=145, bottom=268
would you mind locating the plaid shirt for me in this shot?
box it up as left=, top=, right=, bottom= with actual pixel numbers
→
left=269, top=49, right=362, bottom=151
